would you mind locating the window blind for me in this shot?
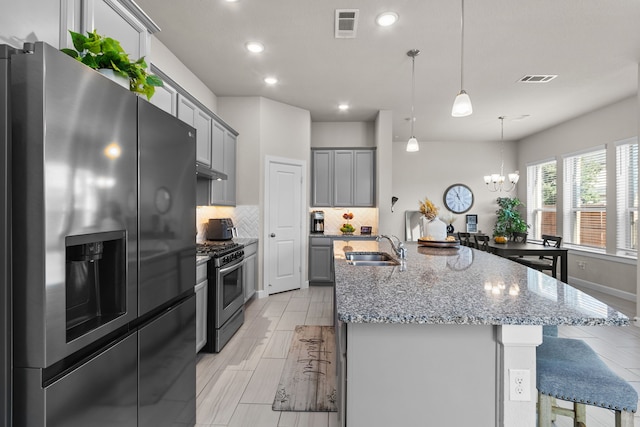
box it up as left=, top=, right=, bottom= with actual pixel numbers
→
left=526, top=160, right=556, bottom=240
left=563, top=148, right=607, bottom=249
left=616, top=139, right=638, bottom=256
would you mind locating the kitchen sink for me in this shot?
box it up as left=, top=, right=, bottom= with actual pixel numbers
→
left=345, top=252, right=400, bottom=266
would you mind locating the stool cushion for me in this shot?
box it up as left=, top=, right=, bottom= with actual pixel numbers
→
left=537, top=336, right=638, bottom=412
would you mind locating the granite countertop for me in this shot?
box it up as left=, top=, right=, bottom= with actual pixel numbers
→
left=310, top=233, right=378, bottom=240
left=234, top=237, right=259, bottom=246
left=334, top=240, right=629, bottom=326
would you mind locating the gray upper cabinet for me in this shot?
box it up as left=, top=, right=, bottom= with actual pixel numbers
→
left=73, top=0, right=158, bottom=60
left=149, top=79, right=178, bottom=116
left=353, top=150, right=375, bottom=206
left=312, top=148, right=375, bottom=207
left=177, top=95, right=212, bottom=166
left=210, top=128, right=237, bottom=206
left=312, top=150, right=333, bottom=207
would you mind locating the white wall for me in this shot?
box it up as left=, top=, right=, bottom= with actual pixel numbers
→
left=388, top=139, right=518, bottom=240
left=217, top=96, right=311, bottom=293
left=311, top=122, right=375, bottom=147
left=148, top=37, right=218, bottom=114
left=0, top=0, right=60, bottom=48
left=217, top=97, right=261, bottom=205
left=376, top=111, right=393, bottom=234
left=259, top=97, right=311, bottom=163
left=518, top=96, right=638, bottom=300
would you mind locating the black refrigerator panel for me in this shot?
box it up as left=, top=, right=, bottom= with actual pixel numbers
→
left=138, top=100, right=196, bottom=315
left=139, top=294, right=196, bottom=427
left=10, top=42, right=138, bottom=369
left=0, top=44, right=14, bottom=427
left=14, top=332, right=138, bottom=427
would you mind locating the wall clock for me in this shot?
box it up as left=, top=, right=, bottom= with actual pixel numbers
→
left=443, top=183, right=474, bottom=214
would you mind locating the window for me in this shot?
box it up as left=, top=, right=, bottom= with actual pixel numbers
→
left=616, top=138, right=638, bottom=257
left=526, top=160, right=557, bottom=240
left=563, top=147, right=607, bottom=250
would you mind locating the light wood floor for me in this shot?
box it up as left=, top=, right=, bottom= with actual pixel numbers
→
left=195, top=286, right=339, bottom=427
left=195, top=285, right=639, bottom=427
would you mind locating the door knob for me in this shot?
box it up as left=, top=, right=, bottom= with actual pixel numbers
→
left=270, top=233, right=276, bottom=237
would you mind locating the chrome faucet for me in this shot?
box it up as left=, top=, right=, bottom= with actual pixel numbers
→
left=377, top=235, right=406, bottom=260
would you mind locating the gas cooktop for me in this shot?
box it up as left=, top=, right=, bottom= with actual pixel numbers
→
left=196, top=240, right=243, bottom=257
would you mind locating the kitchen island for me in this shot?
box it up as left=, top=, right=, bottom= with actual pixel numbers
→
left=333, top=240, right=628, bottom=427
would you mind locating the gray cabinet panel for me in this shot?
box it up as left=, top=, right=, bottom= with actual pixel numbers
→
left=243, top=242, right=258, bottom=302
left=210, top=127, right=236, bottom=206
left=353, top=150, right=375, bottom=206
left=312, top=150, right=333, bottom=207
left=333, top=151, right=354, bottom=207
left=309, top=237, right=333, bottom=283
left=211, top=121, right=225, bottom=173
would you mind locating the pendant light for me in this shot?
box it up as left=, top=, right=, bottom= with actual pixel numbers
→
left=484, top=116, right=519, bottom=192
left=406, top=49, right=420, bottom=152
left=451, top=0, right=473, bottom=117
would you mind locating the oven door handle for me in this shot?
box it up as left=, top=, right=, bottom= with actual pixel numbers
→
left=218, top=257, right=244, bottom=274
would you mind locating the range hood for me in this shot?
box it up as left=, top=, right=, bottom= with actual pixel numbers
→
left=196, top=162, right=227, bottom=181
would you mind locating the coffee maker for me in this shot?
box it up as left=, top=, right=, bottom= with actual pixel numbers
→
left=311, top=211, right=325, bottom=233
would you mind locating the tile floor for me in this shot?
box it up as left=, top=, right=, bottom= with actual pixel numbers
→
left=195, top=284, right=639, bottom=427
left=195, top=286, right=339, bottom=427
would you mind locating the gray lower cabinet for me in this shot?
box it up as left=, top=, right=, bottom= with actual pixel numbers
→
left=195, top=261, right=208, bottom=352
left=243, top=241, right=258, bottom=302
left=309, top=237, right=333, bottom=283
left=311, top=148, right=375, bottom=207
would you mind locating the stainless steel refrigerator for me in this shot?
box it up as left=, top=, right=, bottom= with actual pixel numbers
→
left=6, top=42, right=196, bottom=427
left=0, top=43, right=15, bottom=427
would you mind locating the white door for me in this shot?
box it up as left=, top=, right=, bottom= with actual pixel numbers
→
left=266, top=158, right=304, bottom=295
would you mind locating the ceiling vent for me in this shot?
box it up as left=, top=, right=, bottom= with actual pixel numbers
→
left=335, top=9, right=359, bottom=38
left=518, top=74, right=558, bottom=83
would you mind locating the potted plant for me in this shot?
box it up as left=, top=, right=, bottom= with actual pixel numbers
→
left=61, top=30, right=163, bottom=100
left=493, top=197, right=528, bottom=242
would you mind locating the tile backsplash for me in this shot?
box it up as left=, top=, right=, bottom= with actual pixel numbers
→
left=196, top=205, right=379, bottom=242
left=196, top=205, right=259, bottom=242
left=314, top=208, right=379, bottom=234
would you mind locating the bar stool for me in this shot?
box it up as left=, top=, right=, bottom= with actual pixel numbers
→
left=537, top=336, right=637, bottom=427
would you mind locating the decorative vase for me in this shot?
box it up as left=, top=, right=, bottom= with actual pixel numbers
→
left=98, top=68, right=129, bottom=89
left=421, top=216, right=447, bottom=241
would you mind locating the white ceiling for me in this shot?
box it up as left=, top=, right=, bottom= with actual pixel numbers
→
left=134, top=0, right=640, bottom=143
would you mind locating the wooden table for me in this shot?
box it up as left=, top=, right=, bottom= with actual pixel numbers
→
left=486, top=241, right=569, bottom=283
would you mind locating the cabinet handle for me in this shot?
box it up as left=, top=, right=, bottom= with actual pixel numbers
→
left=270, top=233, right=276, bottom=238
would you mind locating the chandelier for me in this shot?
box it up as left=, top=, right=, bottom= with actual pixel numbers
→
left=484, top=116, right=519, bottom=192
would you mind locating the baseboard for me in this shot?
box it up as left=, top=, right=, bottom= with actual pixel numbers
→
left=257, top=290, right=269, bottom=299
left=569, top=276, right=637, bottom=302
left=302, top=280, right=309, bottom=289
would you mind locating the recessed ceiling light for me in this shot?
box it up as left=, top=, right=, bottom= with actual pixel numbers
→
left=224, top=0, right=239, bottom=3
left=338, top=103, right=349, bottom=111
left=245, top=42, right=264, bottom=53
left=376, top=12, right=398, bottom=27
left=264, top=77, right=278, bottom=85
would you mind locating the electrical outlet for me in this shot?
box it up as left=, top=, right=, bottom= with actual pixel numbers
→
left=509, top=369, right=531, bottom=401
left=577, top=261, right=587, bottom=270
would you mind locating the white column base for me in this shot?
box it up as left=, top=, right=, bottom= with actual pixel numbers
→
left=497, top=325, right=543, bottom=427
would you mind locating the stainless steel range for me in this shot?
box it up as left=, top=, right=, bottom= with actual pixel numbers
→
left=197, top=241, right=245, bottom=352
